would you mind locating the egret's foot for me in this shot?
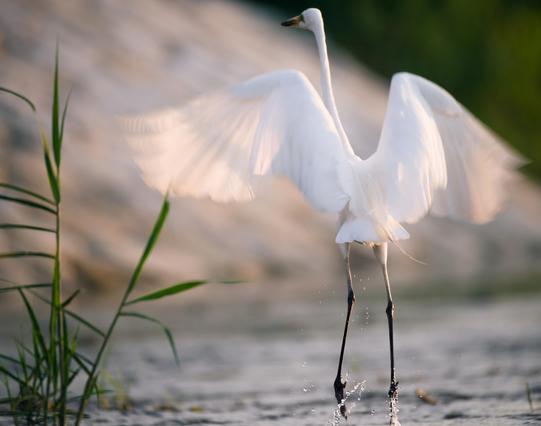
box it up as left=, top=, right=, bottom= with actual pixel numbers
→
left=388, top=379, right=400, bottom=426
left=333, top=375, right=347, bottom=418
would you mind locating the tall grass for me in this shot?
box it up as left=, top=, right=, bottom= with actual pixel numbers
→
left=0, top=48, right=224, bottom=425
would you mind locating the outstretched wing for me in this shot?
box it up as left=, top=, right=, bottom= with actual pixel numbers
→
left=413, top=74, right=524, bottom=223
left=365, top=72, right=523, bottom=225
left=122, top=69, right=349, bottom=213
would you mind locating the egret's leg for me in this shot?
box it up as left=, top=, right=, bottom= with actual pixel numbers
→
left=383, top=262, right=399, bottom=420
left=334, top=243, right=355, bottom=418
left=373, top=244, right=400, bottom=425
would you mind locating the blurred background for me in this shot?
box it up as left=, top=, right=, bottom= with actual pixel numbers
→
left=0, top=1, right=540, bottom=424
left=0, top=0, right=539, bottom=303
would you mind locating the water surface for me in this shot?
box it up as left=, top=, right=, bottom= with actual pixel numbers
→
left=77, top=297, right=541, bottom=425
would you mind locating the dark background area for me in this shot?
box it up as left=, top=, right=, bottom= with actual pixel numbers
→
left=248, top=0, right=541, bottom=178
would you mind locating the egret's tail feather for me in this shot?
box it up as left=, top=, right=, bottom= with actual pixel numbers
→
left=335, top=216, right=409, bottom=245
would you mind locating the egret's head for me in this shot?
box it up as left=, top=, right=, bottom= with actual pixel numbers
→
left=281, top=8, right=322, bottom=32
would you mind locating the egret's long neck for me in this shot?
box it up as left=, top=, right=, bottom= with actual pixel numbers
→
left=313, top=21, right=353, bottom=154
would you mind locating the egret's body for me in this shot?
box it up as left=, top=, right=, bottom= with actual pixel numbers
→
left=123, top=8, right=522, bottom=425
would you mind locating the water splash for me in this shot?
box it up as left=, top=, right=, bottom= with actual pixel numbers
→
left=327, top=380, right=366, bottom=426
left=390, top=417, right=402, bottom=426
left=389, top=392, right=401, bottom=426
left=302, top=382, right=316, bottom=393
left=364, top=306, right=370, bottom=325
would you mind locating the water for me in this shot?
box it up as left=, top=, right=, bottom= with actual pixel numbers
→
left=82, top=297, right=540, bottom=425
left=1, top=297, right=540, bottom=425
left=329, top=380, right=366, bottom=425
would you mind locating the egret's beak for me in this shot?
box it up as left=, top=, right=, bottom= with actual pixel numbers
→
left=281, top=15, right=303, bottom=27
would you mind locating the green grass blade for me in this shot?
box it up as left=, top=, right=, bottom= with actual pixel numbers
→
left=29, top=290, right=106, bottom=338
left=71, top=351, right=94, bottom=369
left=0, top=283, right=51, bottom=294
left=0, top=223, right=55, bottom=233
left=0, top=365, right=25, bottom=387
left=61, top=289, right=80, bottom=308
left=0, top=194, right=57, bottom=215
left=0, top=277, right=51, bottom=288
left=65, top=367, right=80, bottom=390
left=40, top=133, right=60, bottom=203
left=15, top=345, right=28, bottom=384
left=0, top=251, right=55, bottom=260
left=120, top=311, right=179, bottom=365
left=0, top=87, right=36, bottom=112
left=220, top=280, right=243, bottom=285
left=17, top=290, right=48, bottom=360
left=125, top=280, right=206, bottom=305
left=29, top=334, right=46, bottom=396
left=126, top=196, right=169, bottom=296
left=59, top=310, right=69, bottom=423
left=14, top=337, right=48, bottom=394
left=76, top=195, right=171, bottom=424
left=66, top=326, right=80, bottom=376
left=52, top=45, right=61, bottom=167
left=1, top=374, right=17, bottom=425
left=66, top=386, right=111, bottom=404
left=13, top=339, right=34, bottom=359
left=66, top=353, right=93, bottom=397
left=0, top=354, right=21, bottom=366
left=0, top=183, right=54, bottom=205
left=65, top=310, right=105, bottom=338
left=13, top=312, right=50, bottom=394
left=60, top=90, right=71, bottom=143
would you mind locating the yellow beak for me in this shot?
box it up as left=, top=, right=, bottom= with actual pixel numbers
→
left=281, top=15, right=302, bottom=27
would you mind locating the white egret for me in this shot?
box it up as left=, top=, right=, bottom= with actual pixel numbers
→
left=122, top=8, right=522, bottom=424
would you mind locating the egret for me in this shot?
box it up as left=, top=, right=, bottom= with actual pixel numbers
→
left=122, top=7, right=522, bottom=425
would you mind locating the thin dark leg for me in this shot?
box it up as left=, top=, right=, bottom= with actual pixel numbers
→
left=334, top=243, right=355, bottom=418
left=383, top=262, right=399, bottom=424
left=374, top=244, right=399, bottom=425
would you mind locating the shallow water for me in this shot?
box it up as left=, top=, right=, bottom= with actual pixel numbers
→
left=1, top=297, right=540, bottom=425
left=74, top=297, right=541, bottom=425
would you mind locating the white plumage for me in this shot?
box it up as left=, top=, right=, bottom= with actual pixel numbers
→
left=124, top=70, right=349, bottom=212
left=123, top=70, right=521, bottom=244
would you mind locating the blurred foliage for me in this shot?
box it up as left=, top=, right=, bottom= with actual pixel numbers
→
left=248, top=0, right=541, bottom=178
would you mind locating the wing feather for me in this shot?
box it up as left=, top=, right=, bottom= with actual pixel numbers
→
left=364, top=72, right=523, bottom=226
left=364, top=72, right=447, bottom=224
left=122, top=70, right=349, bottom=212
